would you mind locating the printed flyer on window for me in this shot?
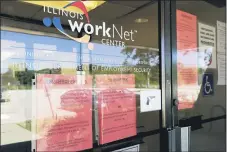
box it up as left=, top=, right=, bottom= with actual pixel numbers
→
left=96, top=74, right=137, bottom=144
left=34, top=74, right=93, bottom=151
left=176, top=10, right=199, bottom=110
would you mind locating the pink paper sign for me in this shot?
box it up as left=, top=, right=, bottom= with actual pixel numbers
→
left=96, top=74, right=137, bottom=144
left=36, top=74, right=93, bottom=151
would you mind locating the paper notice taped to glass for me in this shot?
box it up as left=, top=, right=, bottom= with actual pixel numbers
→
left=140, top=89, right=161, bottom=112
left=217, top=54, right=226, bottom=85
left=217, top=21, right=226, bottom=53
left=217, top=20, right=226, bottom=85
left=198, top=22, right=216, bottom=69
left=96, top=74, right=137, bottom=144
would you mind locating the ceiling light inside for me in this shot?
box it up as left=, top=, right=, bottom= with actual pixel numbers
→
left=135, top=18, right=149, bottom=23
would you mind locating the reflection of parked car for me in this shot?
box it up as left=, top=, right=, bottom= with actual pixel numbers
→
left=1, top=87, right=10, bottom=102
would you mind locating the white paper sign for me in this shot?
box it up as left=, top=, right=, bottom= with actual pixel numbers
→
left=113, top=144, right=140, bottom=152
left=217, top=21, right=226, bottom=85
left=217, top=21, right=226, bottom=53
left=140, top=89, right=161, bottom=112
left=198, top=22, right=216, bottom=69
left=217, top=53, right=226, bottom=85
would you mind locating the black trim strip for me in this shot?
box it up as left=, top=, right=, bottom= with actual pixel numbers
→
left=179, top=115, right=226, bottom=131
left=201, top=115, right=226, bottom=124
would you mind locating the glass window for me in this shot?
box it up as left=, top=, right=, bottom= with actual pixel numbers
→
left=1, top=1, right=160, bottom=151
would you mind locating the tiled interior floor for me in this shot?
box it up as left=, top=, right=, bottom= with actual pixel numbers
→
left=191, top=131, right=226, bottom=151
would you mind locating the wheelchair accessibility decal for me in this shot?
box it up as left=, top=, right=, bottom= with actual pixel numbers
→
left=202, top=73, right=214, bottom=96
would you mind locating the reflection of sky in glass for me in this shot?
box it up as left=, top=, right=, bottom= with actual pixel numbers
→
left=1, top=30, right=159, bottom=74
left=177, top=49, right=197, bottom=67
left=1, top=30, right=81, bottom=73
left=1, top=40, right=26, bottom=73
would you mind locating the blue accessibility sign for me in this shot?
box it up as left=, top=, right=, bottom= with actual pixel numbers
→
left=202, top=73, right=214, bottom=96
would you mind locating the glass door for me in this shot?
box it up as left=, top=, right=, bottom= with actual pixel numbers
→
left=174, top=0, right=226, bottom=151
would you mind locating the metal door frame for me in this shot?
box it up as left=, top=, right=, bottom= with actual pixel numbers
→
left=159, top=0, right=179, bottom=151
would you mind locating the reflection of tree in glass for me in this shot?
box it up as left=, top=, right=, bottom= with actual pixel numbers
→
left=121, top=47, right=160, bottom=88
left=15, top=70, right=34, bottom=86
left=1, top=68, right=61, bottom=90
left=1, top=69, right=18, bottom=87
left=89, top=48, right=159, bottom=88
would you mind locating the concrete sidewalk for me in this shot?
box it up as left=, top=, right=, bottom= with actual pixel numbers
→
left=1, top=123, right=32, bottom=145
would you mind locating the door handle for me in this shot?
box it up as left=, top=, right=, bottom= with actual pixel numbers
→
left=173, top=99, right=178, bottom=107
